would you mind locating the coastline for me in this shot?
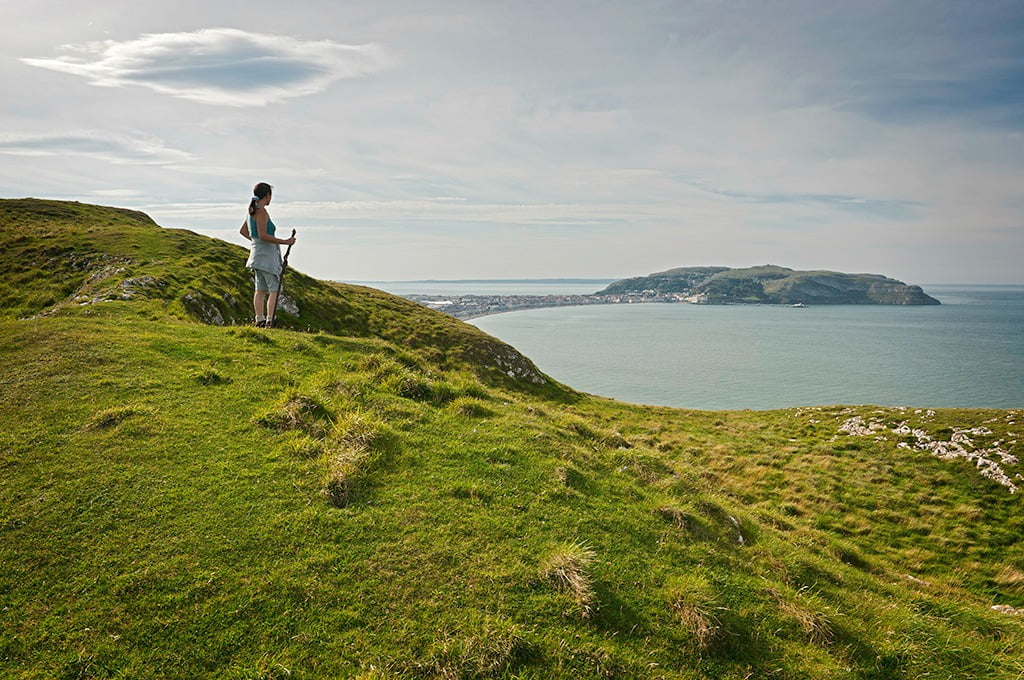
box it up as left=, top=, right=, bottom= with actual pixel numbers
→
left=405, top=292, right=689, bottom=320
left=403, top=291, right=943, bottom=320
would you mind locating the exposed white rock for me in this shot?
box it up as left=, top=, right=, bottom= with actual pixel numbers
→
left=278, top=294, right=300, bottom=316
left=839, top=415, right=1018, bottom=493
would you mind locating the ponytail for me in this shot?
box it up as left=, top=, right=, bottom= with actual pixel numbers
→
left=249, top=182, right=273, bottom=216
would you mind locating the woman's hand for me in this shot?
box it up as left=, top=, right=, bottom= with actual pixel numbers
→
left=285, top=235, right=296, bottom=246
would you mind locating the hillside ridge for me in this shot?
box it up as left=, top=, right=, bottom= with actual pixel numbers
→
left=0, top=198, right=551, bottom=389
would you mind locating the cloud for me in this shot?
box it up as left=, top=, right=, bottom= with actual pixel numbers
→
left=138, top=198, right=653, bottom=227
left=20, top=28, right=394, bottom=106
left=90, top=189, right=144, bottom=198
left=681, top=181, right=925, bottom=221
left=0, top=131, right=192, bottom=164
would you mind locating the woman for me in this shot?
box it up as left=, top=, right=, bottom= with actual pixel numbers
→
left=240, top=182, right=296, bottom=327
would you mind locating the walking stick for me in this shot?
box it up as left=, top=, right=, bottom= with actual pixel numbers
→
left=268, top=229, right=296, bottom=329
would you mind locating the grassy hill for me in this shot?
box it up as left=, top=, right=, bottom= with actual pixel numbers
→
left=1, top=200, right=1022, bottom=679
left=0, top=199, right=551, bottom=388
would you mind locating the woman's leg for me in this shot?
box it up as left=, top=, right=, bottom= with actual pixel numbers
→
left=267, top=291, right=279, bottom=320
left=253, top=290, right=268, bottom=323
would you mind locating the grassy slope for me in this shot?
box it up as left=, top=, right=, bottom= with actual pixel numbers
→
left=0, top=199, right=552, bottom=387
left=1, top=201, right=1023, bottom=679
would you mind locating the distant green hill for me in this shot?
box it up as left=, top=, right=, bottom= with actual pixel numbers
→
left=600, top=265, right=941, bottom=305
left=0, top=200, right=1020, bottom=679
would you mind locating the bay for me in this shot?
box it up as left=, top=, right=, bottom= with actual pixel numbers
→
left=467, top=284, right=1024, bottom=410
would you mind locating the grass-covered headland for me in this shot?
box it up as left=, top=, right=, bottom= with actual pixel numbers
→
left=1, top=199, right=1022, bottom=679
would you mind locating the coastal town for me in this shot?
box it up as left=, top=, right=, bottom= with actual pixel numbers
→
left=405, top=291, right=702, bottom=320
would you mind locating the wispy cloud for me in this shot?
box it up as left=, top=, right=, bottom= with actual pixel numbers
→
left=20, top=28, right=395, bottom=106
left=137, top=198, right=654, bottom=226
left=0, top=131, right=192, bottom=164
left=681, top=181, right=924, bottom=221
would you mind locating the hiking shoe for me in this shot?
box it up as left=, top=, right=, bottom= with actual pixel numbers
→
left=254, top=319, right=267, bottom=328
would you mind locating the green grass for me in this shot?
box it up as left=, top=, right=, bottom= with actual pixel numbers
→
left=1, top=200, right=1022, bottom=678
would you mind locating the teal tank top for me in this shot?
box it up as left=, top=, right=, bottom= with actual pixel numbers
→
left=249, top=214, right=276, bottom=236
left=245, top=213, right=282, bottom=273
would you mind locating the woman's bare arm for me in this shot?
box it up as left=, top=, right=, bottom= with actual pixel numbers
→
left=254, top=210, right=294, bottom=245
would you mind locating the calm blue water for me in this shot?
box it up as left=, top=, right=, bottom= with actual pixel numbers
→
left=462, top=284, right=1024, bottom=410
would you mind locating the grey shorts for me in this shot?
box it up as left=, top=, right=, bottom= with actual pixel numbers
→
left=253, top=268, right=280, bottom=292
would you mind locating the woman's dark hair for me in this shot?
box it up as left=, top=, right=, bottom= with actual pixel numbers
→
left=248, top=182, right=273, bottom=216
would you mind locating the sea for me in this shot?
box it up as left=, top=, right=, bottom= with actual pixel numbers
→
left=358, top=280, right=1024, bottom=411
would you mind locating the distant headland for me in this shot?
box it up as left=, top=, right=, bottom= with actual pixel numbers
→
left=408, top=265, right=940, bottom=319
left=598, top=265, right=940, bottom=305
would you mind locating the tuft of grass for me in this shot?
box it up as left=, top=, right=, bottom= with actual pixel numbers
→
left=332, top=410, right=389, bottom=450
left=255, top=389, right=333, bottom=436
left=231, top=326, right=274, bottom=344
left=994, top=564, right=1024, bottom=593
left=612, top=447, right=673, bottom=483
left=768, top=588, right=835, bottom=646
left=323, top=444, right=369, bottom=509
left=322, top=411, right=392, bottom=508
left=191, top=366, right=232, bottom=385
left=560, top=415, right=632, bottom=451
left=666, top=575, right=723, bottom=652
left=423, top=617, right=534, bottom=679
left=449, top=372, right=490, bottom=400
left=656, top=505, right=696, bottom=532
left=386, top=369, right=434, bottom=402
left=779, top=502, right=803, bottom=517
left=829, top=538, right=871, bottom=570
left=289, top=339, right=320, bottom=355
left=85, top=405, right=155, bottom=430
left=281, top=434, right=325, bottom=459
left=450, top=483, right=492, bottom=505
left=554, top=465, right=590, bottom=493
left=450, top=397, right=494, bottom=418
left=539, top=540, right=599, bottom=619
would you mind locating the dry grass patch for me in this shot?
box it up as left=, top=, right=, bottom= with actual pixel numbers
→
left=282, top=434, right=325, bottom=459
left=423, top=617, right=532, bottom=679
left=667, top=577, right=722, bottom=652
left=559, top=415, right=631, bottom=450
left=555, top=465, right=590, bottom=492
left=322, top=410, right=392, bottom=508
left=255, top=389, right=333, bottom=437
left=994, top=564, right=1024, bottom=593
left=230, top=326, right=273, bottom=344
left=613, top=448, right=674, bottom=484
left=539, top=540, right=599, bottom=619
left=85, top=405, right=156, bottom=430
left=657, top=505, right=689, bottom=529
left=191, top=366, right=231, bottom=385
left=333, top=410, right=388, bottom=450
left=323, top=444, right=369, bottom=508
left=768, top=588, right=835, bottom=645
left=451, top=397, right=494, bottom=418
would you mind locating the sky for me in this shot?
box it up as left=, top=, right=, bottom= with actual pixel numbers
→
left=1, top=0, right=1023, bottom=284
